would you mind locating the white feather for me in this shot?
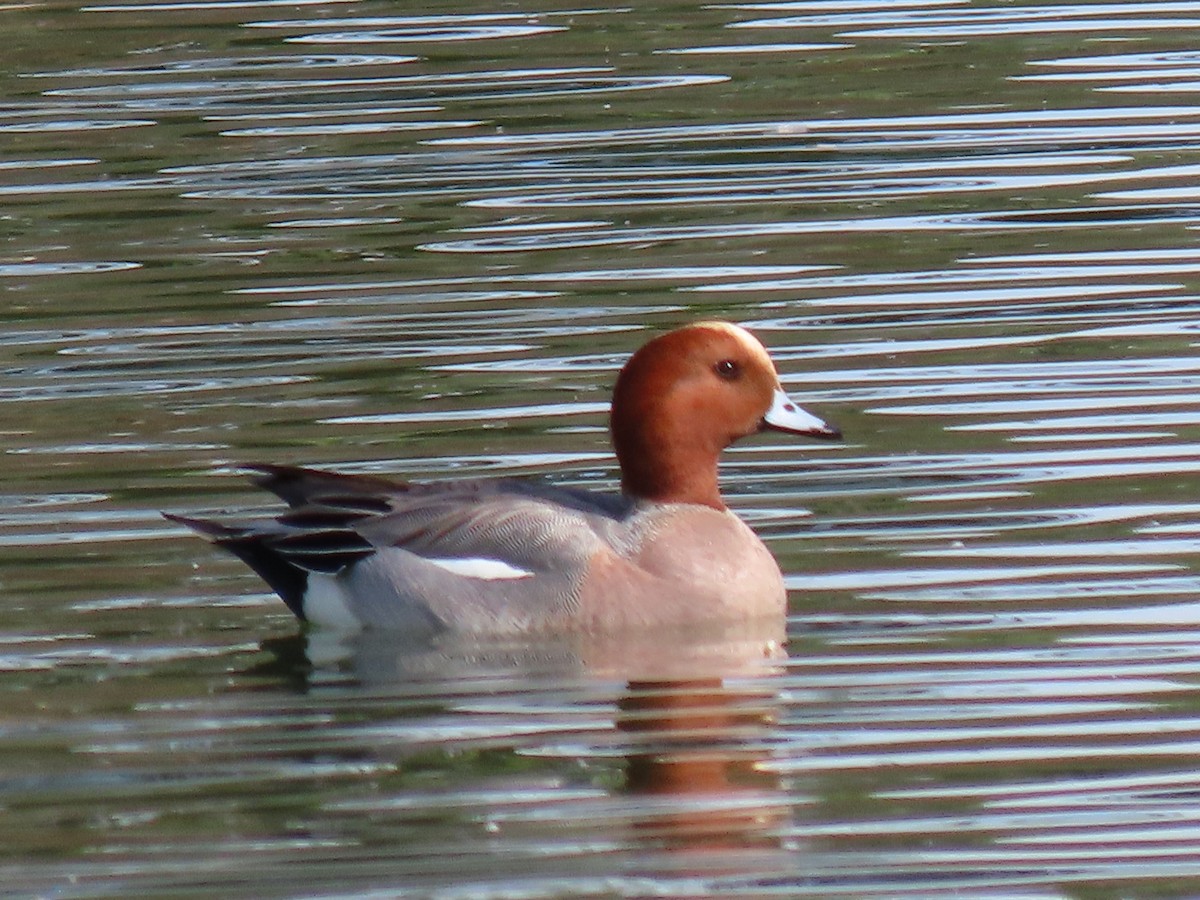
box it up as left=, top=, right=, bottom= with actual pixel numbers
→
left=425, top=557, right=534, bottom=580
left=303, top=572, right=362, bottom=631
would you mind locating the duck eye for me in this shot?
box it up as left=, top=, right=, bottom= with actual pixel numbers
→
left=714, top=359, right=740, bottom=380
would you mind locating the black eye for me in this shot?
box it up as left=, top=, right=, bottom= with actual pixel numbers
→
left=714, top=359, right=740, bottom=380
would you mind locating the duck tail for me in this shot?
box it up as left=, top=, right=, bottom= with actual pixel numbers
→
left=163, top=512, right=308, bottom=620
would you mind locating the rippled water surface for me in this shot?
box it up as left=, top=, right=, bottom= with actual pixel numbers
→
left=7, top=0, right=1200, bottom=896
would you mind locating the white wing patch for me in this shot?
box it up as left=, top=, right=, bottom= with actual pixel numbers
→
left=425, top=556, right=535, bottom=580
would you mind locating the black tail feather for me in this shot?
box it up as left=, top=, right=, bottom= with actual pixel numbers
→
left=164, top=512, right=308, bottom=620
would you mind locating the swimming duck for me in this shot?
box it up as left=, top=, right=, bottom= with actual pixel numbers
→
left=168, top=321, right=839, bottom=632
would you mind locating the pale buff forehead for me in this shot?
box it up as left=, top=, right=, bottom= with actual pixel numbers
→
left=691, top=320, right=776, bottom=371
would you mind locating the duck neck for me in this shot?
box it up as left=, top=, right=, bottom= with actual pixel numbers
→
left=615, top=429, right=727, bottom=510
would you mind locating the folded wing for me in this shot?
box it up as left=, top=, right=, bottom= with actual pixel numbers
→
left=169, top=464, right=634, bottom=631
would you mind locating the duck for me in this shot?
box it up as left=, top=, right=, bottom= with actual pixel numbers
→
left=167, top=321, right=840, bottom=633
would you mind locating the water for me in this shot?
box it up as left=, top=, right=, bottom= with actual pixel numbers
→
left=5, top=0, right=1200, bottom=895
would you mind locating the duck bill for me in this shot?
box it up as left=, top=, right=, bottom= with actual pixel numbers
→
left=762, top=388, right=841, bottom=440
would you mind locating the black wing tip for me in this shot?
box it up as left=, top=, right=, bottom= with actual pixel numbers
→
left=241, top=461, right=410, bottom=508
left=243, top=462, right=313, bottom=495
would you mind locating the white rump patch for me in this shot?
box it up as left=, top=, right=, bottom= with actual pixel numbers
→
left=425, top=556, right=534, bottom=580
left=303, top=572, right=362, bottom=631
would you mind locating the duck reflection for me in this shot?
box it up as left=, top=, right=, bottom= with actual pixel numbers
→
left=291, top=616, right=791, bottom=862
left=618, top=674, right=787, bottom=853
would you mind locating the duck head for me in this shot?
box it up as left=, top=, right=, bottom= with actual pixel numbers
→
left=610, top=321, right=839, bottom=510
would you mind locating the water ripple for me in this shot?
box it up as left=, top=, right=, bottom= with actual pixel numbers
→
left=8, top=2, right=1200, bottom=897
left=282, top=25, right=568, bottom=44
